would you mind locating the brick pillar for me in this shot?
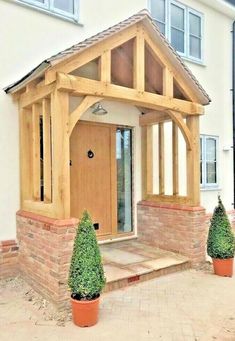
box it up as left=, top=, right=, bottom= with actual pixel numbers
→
left=137, top=201, right=206, bottom=266
left=16, top=210, right=78, bottom=310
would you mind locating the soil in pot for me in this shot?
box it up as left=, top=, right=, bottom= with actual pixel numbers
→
left=71, top=295, right=100, bottom=327
left=212, top=258, right=234, bottom=277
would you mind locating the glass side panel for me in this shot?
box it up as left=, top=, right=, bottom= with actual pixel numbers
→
left=116, top=128, right=133, bottom=233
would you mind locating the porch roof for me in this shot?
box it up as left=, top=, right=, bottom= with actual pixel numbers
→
left=4, top=9, right=210, bottom=105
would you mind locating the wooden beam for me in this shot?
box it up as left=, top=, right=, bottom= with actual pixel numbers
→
left=167, top=110, right=193, bottom=150
left=134, top=29, right=145, bottom=92
left=57, top=73, right=204, bottom=115
left=45, top=24, right=138, bottom=85
left=100, top=50, right=111, bottom=83
left=19, top=108, right=32, bottom=204
left=158, top=122, right=165, bottom=195
left=22, top=200, right=54, bottom=218
left=146, top=125, right=153, bottom=194
left=32, top=103, right=41, bottom=201
left=20, top=83, right=55, bottom=108
left=42, top=98, right=52, bottom=202
left=139, top=111, right=170, bottom=126
left=186, top=116, right=200, bottom=206
left=69, top=96, right=103, bottom=136
left=145, top=194, right=191, bottom=205
left=163, top=67, right=173, bottom=97
left=51, top=90, right=70, bottom=218
left=172, top=122, right=179, bottom=195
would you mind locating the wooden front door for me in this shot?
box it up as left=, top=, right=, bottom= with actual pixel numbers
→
left=70, top=121, right=116, bottom=237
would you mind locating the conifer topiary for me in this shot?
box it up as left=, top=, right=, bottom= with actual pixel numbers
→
left=207, top=196, right=235, bottom=259
left=68, top=210, right=106, bottom=300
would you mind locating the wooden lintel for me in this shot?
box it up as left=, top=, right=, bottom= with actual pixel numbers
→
left=139, top=111, right=170, bottom=126
left=20, top=83, right=55, bottom=108
left=57, top=73, right=204, bottom=115
left=69, top=96, right=103, bottom=136
left=167, top=110, right=193, bottom=151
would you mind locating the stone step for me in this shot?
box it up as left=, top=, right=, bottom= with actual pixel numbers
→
left=101, top=241, right=190, bottom=293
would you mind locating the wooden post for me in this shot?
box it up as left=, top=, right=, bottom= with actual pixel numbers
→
left=186, top=115, right=200, bottom=206
left=51, top=90, right=70, bottom=218
left=172, top=122, right=179, bottom=195
left=134, top=28, right=145, bottom=91
left=32, top=103, right=41, bottom=201
left=19, top=107, right=32, bottom=204
left=42, top=98, right=52, bottom=202
left=163, top=67, right=173, bottom=97
left=100, top=50, right=111, bottom=83
left=159, top=123, right=165, bottom=195
left=146, top=125, right=153, bottom=195
left=141, top=126, right=147, bottom=199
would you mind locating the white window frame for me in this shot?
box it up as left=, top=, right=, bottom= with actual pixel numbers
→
left=200, top=135, right=219, bottom=189
left=15, top=0, right=80, bottom=23
left=149, top=0, right=204, bottom=63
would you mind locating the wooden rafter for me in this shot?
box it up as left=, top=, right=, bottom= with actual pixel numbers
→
left=57, top=73, right=204, bottom=115
left=69, top=95, right=103, bottom=136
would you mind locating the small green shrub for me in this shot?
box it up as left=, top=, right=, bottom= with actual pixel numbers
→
left=68, top=211, right=106, bottom=300
left=207, top=196, right=235, bottom=259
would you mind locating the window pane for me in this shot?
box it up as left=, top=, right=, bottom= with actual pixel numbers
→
left=154, top=20, right=165, bottom=34
left=53, top=0, right=74, bottom=13
left=171, top=4, right=184, bottom=30
left=116, top=128, right=132, bottom=233
left=206, top=162, right=216, bottom=184
left=189, top=13, right=201, bottom=37
left=190, top=36, right=201, bottom=59
left=151, top=0, right=165, bottom=22
left=206, top=138, right=216, bottom=161
left=171, top=28, right=184, bottom=53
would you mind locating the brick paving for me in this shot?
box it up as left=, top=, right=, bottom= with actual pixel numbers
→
left=1, top=267, right=235, bottom=341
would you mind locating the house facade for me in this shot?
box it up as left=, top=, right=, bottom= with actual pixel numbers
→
left=1, top=0, right=235, bottom=305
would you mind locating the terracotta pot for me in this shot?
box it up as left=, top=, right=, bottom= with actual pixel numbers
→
left=71, top=295, right=100, bottom=327
left=212, top=258, right=234, bottom=277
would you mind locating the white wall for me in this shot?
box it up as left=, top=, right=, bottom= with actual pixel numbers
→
left=0, top=0, right=234, bottom=240
left=181, top=0, right=234, bottom=212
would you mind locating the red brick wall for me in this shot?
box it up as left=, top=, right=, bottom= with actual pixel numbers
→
left=137, top=201, right=207, bottom=266
left=0, top=239, right=19, bottom=279
left=16, top=210, right=78, bottom=310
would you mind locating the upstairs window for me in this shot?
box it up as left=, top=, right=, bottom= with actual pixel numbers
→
left=16, top=0, right=79, bottom=22
left=200, top=135, right=219, bottom=189
left=150, top=0, right=203, bottom=62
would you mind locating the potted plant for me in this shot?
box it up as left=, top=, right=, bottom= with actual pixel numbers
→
left=68, top=210, right=106, bottom=327
left=207, top=196, right=235, bottom=277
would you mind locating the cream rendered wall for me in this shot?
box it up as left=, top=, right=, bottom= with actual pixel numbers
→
left=0, top=0, right=147, bottom=240
left=178, top=0, right=234, bottom=212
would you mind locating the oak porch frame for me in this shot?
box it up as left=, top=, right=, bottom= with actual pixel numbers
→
left=16, top=22, right=204, bottom=221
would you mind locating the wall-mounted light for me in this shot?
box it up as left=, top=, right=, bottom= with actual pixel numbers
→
left=92, top=102, right=108, bottom=115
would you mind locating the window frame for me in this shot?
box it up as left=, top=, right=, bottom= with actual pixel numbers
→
left=200, top=135, right=219, bottom=189
left=15, top=0, right=80, bottom=23
left=149, top=0, right=204, bottom=63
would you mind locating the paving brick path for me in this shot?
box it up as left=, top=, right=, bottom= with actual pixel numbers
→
left=1, top=268, right=235, bottom=340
